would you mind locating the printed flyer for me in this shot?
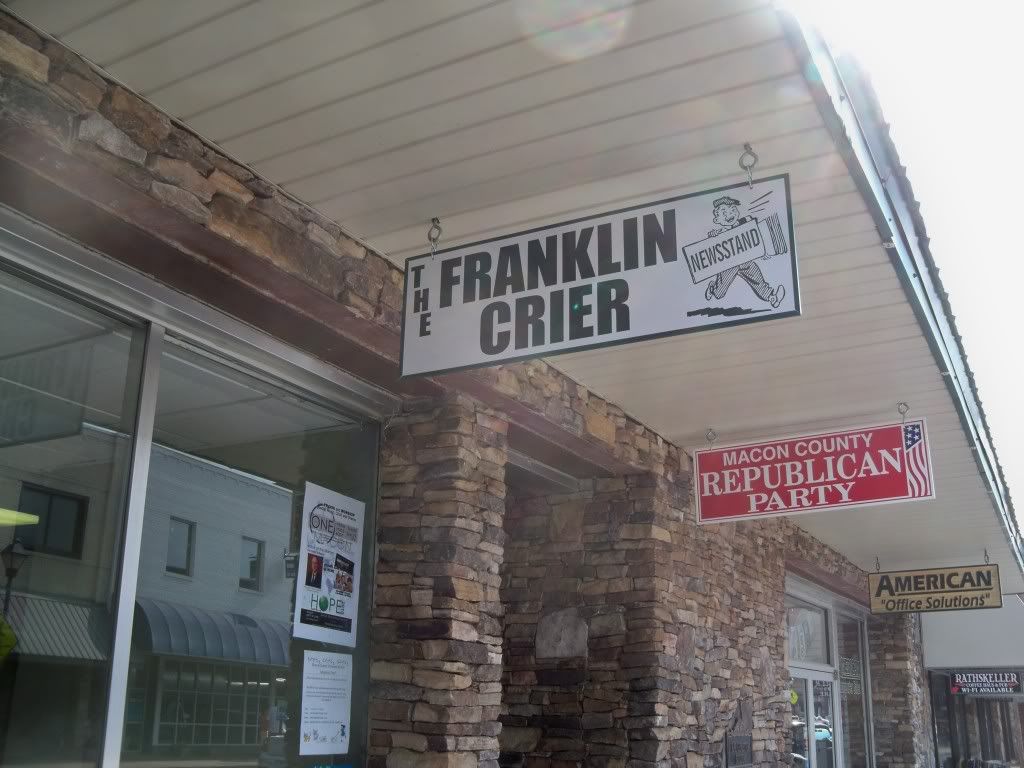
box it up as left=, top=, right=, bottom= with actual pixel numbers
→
left=292, top=482, right=364, bottom=646
left=300, top=650, right=352, bottom=756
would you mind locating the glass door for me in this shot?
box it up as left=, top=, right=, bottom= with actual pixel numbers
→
left=791, top=672, right=841, bottom=768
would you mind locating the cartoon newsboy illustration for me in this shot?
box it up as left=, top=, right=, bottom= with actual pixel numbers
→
left=703, top=195, right=785, bottom=309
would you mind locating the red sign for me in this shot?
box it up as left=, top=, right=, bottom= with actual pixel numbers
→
left=695, top=420, right=934, bottom=523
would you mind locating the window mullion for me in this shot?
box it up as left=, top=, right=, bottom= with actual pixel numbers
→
left=100, top=323, right=165, bottom=767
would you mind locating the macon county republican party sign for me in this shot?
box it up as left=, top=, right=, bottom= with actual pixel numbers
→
left=400, top=175, right=799, bottom=377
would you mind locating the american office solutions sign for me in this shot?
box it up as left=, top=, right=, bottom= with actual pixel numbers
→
left=400, top=176, right=799, bottom=377
left=695, top=420, right=936, bottom=523
left=868, top=564, right=1001, bottom=614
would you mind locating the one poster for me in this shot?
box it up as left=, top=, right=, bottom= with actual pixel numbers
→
left=292, top=482, right=364, bottom=646
left=401, top=175, right=799, bottom=377
left=695, top=419, right=935, bottom=523
left=300, top=650, right=352, bottom=755
left=949, top=670, right=1021, bottom=696
left=868, top=564, right=1002, bottom=614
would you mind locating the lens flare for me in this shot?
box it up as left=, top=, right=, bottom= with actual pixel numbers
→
left=516, top=0, right=633, bottom=62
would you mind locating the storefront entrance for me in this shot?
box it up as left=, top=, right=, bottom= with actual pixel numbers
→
left=787, top=580, right=874, bottom=768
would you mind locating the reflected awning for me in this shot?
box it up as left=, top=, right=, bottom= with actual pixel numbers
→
left=7, top=592, right=110, bottom=661
left=134, top=597, right=289, bottom=667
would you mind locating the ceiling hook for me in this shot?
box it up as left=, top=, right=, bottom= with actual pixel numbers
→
left=427, top=216, right=442, bottom=257
left=897, top=401, right=909, bottom=424
left=738, top=143, right=758, bottom=189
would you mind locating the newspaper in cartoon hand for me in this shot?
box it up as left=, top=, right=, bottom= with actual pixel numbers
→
left=682, top=194, right=790, bottom=309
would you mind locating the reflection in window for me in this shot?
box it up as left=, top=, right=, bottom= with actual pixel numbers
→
left=16, top=485, right=88, bottom=558
left=239, top=537, right=264, bottom=591
left=123, top=339, right=377, bottom=766
left=786, top=596, right=829, bottom=665
left=165, top=517, right=194, bottom=576
left=0, top=267, right=143, bottom=768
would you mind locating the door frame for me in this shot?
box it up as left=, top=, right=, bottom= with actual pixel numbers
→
left=787, top=573, right=876, bottom=768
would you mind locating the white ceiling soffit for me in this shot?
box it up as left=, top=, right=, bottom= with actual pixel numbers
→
left=5, top=0, right=1020, bottom=591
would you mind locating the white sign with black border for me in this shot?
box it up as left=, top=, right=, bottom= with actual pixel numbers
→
left=401, top=175, right=799, bottom=377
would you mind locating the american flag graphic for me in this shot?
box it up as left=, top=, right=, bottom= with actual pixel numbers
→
left=904, top=422, right=932, bottom=497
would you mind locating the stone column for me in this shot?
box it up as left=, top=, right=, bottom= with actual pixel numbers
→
left=370, top=394, right=508, bottom=768
left=500, top=467, right=698, bottom=768
left=868, top=613, right=936, bottom=768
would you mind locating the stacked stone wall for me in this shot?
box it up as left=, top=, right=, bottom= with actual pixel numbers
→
left=867, top=613, right=935, bottom=768
left=369, top=395, right=509, bottom=768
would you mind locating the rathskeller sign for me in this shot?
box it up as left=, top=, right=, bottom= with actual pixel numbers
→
left=400, top=176, right=799, bottom=377
left=949, top=670, right=1021, bottom=696
left=868, top=564, right=1002, bottom=614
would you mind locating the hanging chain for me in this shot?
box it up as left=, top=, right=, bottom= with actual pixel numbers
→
left=897, top=401, right=909, bottom=424
left=427, top=217, right=442, bottom=257
left=874, top=556, right=881, bottom=573
left=984, top=548, right=990, bottom=565
left=738, top=143, right=758, bottom=189
left=705, top=428, right=718, bottom=448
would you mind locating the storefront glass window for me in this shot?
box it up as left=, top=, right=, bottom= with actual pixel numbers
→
left=120, top=339, right=377, bottom=767
left=792, top=677, right=812, bottom=767
left=0, top=268, right=144, bottom=767
left=787, top=596, right=829, bottom=665
left=813, top=678, right=837, bottom=768
left=836, top=615, right=870, bottom=768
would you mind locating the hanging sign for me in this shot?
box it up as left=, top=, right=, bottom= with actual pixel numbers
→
left=292, top=483, right=364, bottom=647
left=868, top=564, right=1002, bottom=614
left=401, top=175, right=799, bottom=377
left=695, top=419, right=935, bottom=523
left=949, top=670, right=1021, bottom=696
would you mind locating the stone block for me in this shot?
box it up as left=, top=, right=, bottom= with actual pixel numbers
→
left=210, top=168, right=255, bottom=204
left=412, top=669, right=473, bottom=690
left=0, top=29, right=48, bottom=82
left=149, top=182, right=211, bottom=225
left=536, top=608, right=588, bottom=659
left=103, top=85, right=169, bottom=150
left=147, top=155, right=214, bottom=201
left=78, top=113, right=146, bottom=165
left=371, top=661, right=413, bottom=684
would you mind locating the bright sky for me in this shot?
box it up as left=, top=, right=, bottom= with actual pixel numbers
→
left=790, top=1, right=1024, bottom=525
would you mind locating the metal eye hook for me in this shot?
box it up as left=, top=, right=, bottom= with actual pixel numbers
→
left=427, top=217, right=442, bottom=257
left=897, top=401, right=909, bottom=424
left=738, top=143, right=758, bottom=189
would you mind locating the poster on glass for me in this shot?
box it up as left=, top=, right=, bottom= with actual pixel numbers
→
left=292, top=482, right=364, bottom=646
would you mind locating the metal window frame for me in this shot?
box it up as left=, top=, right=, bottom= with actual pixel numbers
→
left=0, top=205, right=393, bottom=766
left=165, top=516, right=197, bottom=577
left=239, top=536, right=265, bottom=592
left=786, top=574, right=877, bottom=768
